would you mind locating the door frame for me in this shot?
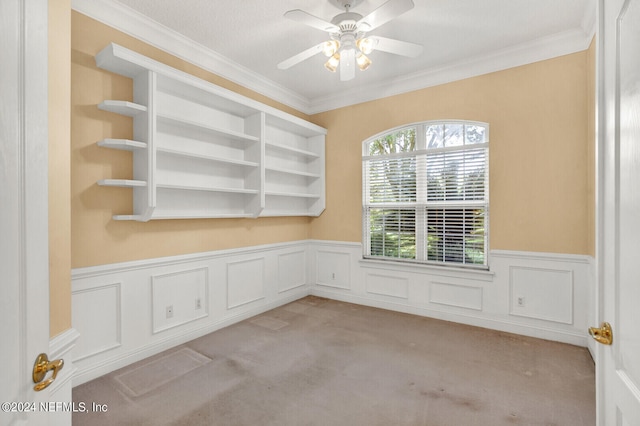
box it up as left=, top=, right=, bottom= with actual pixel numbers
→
left=0, top=0, right=60, bottom=424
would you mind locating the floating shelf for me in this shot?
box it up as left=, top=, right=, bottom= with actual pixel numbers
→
left=98, top=179, right=147, bottom=188
left=98, top=100, right=147, bottom=116
left=98, top=138, right=147, bottom=151
left=95, top=42, right=326, bottom=221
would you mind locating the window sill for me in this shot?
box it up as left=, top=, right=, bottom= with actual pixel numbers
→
left=358, top=258, right=495, bottom=282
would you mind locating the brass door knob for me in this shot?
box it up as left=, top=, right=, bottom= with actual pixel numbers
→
left=32, top=353, right=64, bottom=391
left=589, top=322, right=613, bottom=345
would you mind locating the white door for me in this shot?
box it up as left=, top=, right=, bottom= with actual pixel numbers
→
left=596, top=0, right=640, bottom=424
left=0, top=0, right=56, bottom=424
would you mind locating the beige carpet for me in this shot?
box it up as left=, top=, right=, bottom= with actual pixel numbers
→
left=73, top=296, right=595, bottom=425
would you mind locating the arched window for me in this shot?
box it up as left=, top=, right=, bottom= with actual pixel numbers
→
left=362, top=121, right=489, bottom=268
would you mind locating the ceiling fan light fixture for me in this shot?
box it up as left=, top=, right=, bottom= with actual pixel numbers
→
left=322, top=40, right=340, bottom=57
left=356, top=37, right=375, bottom=54
left=324, top=52, right=340, bottom=72
left=356, top=52, right=372, bottom=71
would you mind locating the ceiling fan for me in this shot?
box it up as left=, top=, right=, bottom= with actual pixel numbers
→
left=277, top=0, right=423, bottom=81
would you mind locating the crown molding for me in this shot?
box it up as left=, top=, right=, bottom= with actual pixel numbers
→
left=72, top=0, right=596, bottom=115
left=307, top=26, right=594, bottom=114
left=71, top=0, right=312, bottom=113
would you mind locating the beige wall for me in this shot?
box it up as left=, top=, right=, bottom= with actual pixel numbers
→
left=310, top=47, right=595, bottom=256
left=71, top=12, right=313, bottom=268
left=70, top=9, right=595, bottom=274
left=50, top=0, right=71, bottom=337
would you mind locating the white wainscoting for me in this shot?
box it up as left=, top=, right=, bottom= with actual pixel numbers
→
left=308, top=241, right=593, bottom=347
left=71, top=241, right=311, bottom=386
left=72, top=240, right=594, bottom=386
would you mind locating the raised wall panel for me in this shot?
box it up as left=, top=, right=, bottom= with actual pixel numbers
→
left=316, top=250, right=350, bottom=289
left=365, top=272, right=408, bottom=299
left=72, top=283, right=121, bottom=361
left=278, top=250, right=306, bottom=293
left=227, top=258, right=265, bottom=309
left=509, top=266, right=573, bottom=324
left=151, top=267, right=208, bottom=333
left=429, top=282, right=483, bottom=311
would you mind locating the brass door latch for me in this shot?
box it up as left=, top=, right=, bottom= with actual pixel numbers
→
left=588, top=322, right=613, bottom=345
left=32, top=353, right=64, bottom=391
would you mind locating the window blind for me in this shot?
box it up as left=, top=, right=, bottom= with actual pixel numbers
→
left=363, top=121, right=489, bottom=268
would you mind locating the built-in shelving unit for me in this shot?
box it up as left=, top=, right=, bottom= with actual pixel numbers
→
left=94, top=43, right=326, bottom=220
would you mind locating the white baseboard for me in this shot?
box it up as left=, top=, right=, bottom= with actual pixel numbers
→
left=71, top=240, right=594, bottom=387
left=308, top=241, right=593, bottom=347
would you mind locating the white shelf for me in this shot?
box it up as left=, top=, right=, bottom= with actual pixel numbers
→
left=98, top=179, right=147, bottom=187
left=266, top=166, right=321, bottom=178
left=98, top=138, right=147, bottom=151
left=157, top=183, right=259, bottom=195
left=265, top=191, right=321, bottom=199
left=113, top=215, right=145, bottom=221
left=98, top=100, right=147, bottom=116
left=95, top=43, right=326, bottom=220
left=157, top=147, right=259, bottom=168
left=157, top=113, right=259, bottom=143
left=265, top=141, right=320, bottom=158
left=149, top=212, right=256, bottom=220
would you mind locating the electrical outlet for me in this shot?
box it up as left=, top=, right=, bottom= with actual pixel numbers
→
left=195, top=297, right=202, bottom=310
left=517, top=297, right=525, bottom=307
left=166, top=305, right=174, bottom=319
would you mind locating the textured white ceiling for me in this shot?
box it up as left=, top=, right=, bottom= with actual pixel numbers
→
left=96, top=0, right=595, bottom=112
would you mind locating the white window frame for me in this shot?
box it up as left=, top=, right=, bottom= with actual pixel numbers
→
left=362, top=120, right=489, bottom=269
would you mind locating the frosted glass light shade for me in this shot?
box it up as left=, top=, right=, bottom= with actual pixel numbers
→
left=324, top=52, right=340, bottom=72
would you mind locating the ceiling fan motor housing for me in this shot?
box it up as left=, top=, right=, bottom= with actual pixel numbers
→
left=331, top=12, right=363, bottom=33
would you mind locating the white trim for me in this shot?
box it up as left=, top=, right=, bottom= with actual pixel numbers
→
left=71, top=240, right=309, bottom=279
left=71, top=0, right=595, bottom=115
left=310, top=28, right=593, bottom=113
left=491, top=249, right=592, bottom=264
left=48, top=329, right=80, bottom=394
left=309, top=288, right=588, bottom=346
left=71, top=0, right=311, bottom=113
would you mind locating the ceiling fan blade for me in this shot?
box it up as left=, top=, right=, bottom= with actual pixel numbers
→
left=340, top=49, right=356, bottom=81
left=357, top=0, right=414, bottom=31
left=284, top=9, right=340, bottom=33
left=368, top=36, right=423, bottom=57
left=277, top=42, right=326, bottom=70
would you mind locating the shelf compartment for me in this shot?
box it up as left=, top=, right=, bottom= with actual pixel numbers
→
left=157, top=113, right=259, bottom=143
left=155, top=186, right=261, bottom=219
left=98, top=100, right=147, bottom=116
left=157, top=183, right=259, bottom=195
left=265, top=191, right=320, bottom=199
left=265, top=166, right=320, bottom=178
left=98, top=179, right=147, bottom=187
left=265, top=141, right=319, bottom=158
left=156, top=147, right=258, bottom=168
left=98, top=138, right=147, bottom=151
